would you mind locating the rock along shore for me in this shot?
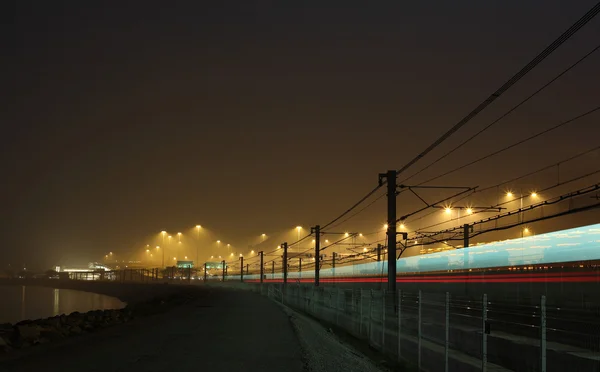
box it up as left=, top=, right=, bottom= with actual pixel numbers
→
left=0, top=280, right=199, bottom=356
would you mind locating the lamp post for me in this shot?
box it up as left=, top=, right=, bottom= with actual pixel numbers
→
left=296, top=226, right=302, bottom=255
left=196, top=225, right=201, bottom=269
left=160, top=231, right=167, bottom=267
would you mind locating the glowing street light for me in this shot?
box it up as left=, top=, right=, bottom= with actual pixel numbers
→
left=506, top=191, right=513, bottom=198
left=466, top=208, right=473, bottom=215
left=444, top=207, right=452, bottom=214
left=196, top=225, right=202, bottom=267
left=383, top=224, right=388, bottom=229
left=531, top=192, right=538, bottom=198
left=296, top=226, right=302, bottom=253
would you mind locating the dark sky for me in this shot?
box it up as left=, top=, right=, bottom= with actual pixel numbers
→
left=3, top=1, right=600, bottom=269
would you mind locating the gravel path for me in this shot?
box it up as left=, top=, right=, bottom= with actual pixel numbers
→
left=280, top=303, right=391, bottom=372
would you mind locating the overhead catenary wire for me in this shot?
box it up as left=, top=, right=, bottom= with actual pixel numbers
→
left=400, top=42, right=600, bottom=185
left=219, top=3, right=600, bottom=274
left=414, top=182, right=600, bottom=241
left=415, top=201, right=600, bottom=248
left=415, top=106, right=600, bottom=187
left=297, top=3, right=600, bottom=238
left=403, top=144, right=600, bottom=226
left=394, top=2, right=600, bottom=178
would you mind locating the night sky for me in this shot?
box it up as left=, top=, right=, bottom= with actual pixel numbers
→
left=4, top=1, right=600, bottom=269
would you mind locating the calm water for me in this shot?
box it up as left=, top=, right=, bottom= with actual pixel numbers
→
left=0, top=285, right=126, bottom=324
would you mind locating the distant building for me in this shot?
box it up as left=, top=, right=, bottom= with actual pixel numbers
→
left=176, top=260, right=194, bottom=268
left=205, top=262, right=225, bottom=270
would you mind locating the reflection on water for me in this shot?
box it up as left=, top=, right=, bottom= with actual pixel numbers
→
left=54, top=288, right=60, bottom=316
left=21, top=286, right=26, bottom=321
left=0, top=285, right=125, bottom=324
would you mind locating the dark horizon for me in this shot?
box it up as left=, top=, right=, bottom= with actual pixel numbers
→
left=3, top=1, right=600, bottom=270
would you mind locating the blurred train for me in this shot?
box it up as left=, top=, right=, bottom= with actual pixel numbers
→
left=232, top=223, right=600, bottom=304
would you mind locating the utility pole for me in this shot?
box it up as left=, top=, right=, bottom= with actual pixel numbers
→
left=259, top=251, right=264, bottom=284
left=271, top=261, right=275, bottom=278
left=332, top=252, right=336, bottom=270
left=203, top=263, right=207, bottom=282
left=377, top=244, right=382, bottom=262
left=463, top=224, right=470, bottom=248
left=221, top=260, right=226, bottom=282
left=246, top=264, right=249, bottom=275
left=380, top=170, right=397, bottom=292
left=240, top=256, right=244, bottom=282
left=282, top=242, right=288, bottom=284
left=311, top=225, right=320, bottom=287
left=298, top=257, right=302, bottom=279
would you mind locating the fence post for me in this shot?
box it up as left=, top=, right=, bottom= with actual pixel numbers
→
left=360, top=290, right=364, bottom=337
left=540, top=295, right=546, bottom=372
left=482, top=293, right=488, bottom=372
left=418, top=290, right=422, bottom=371
left=336, top=288, right=341, bottom=326
left=368, top=289, right=374, bottom=345
left=397, top=289, right=402, bottom=363
left=445, top=292, right=450, bottom=372
left=382, top=289, right=386, bottom=350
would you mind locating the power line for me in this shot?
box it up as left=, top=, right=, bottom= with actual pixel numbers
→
left=401, top=42, right=600, bottom=184
left=410, top=167, right=600, bottom=233
left=415, top=182, right=599, bottom=240
left=402, top=144, right=600, bottom=225
left=321, top=185, right=383, bottom=230
left=325, top=190, right=387, bottom=231
left=394, top=2, right=600, bottom=177
left=417, top=202, right=600, bottom=248
left=416, top=106, right=600, bottom=186
left=292, top=2, right=600, bottom=238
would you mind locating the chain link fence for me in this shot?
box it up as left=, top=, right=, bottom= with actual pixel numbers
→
left=254, top=284, right=599, bottom=372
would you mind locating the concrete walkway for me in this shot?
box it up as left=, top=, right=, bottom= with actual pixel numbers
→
left=0, top=288, right=304, bottom=372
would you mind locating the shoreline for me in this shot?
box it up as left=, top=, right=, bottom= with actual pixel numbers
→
left=0, top=278, right=190, bottom=305
left=0, top=280, right=203, bottom=359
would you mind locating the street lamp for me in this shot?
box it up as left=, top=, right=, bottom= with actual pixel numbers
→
left=177, top=232, right=182, bottom=242
left=296, top=226, right=302, bottom=253
left=160, top=231, right=167, bottom=267
left=196, top=225, right=202, bottom=268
